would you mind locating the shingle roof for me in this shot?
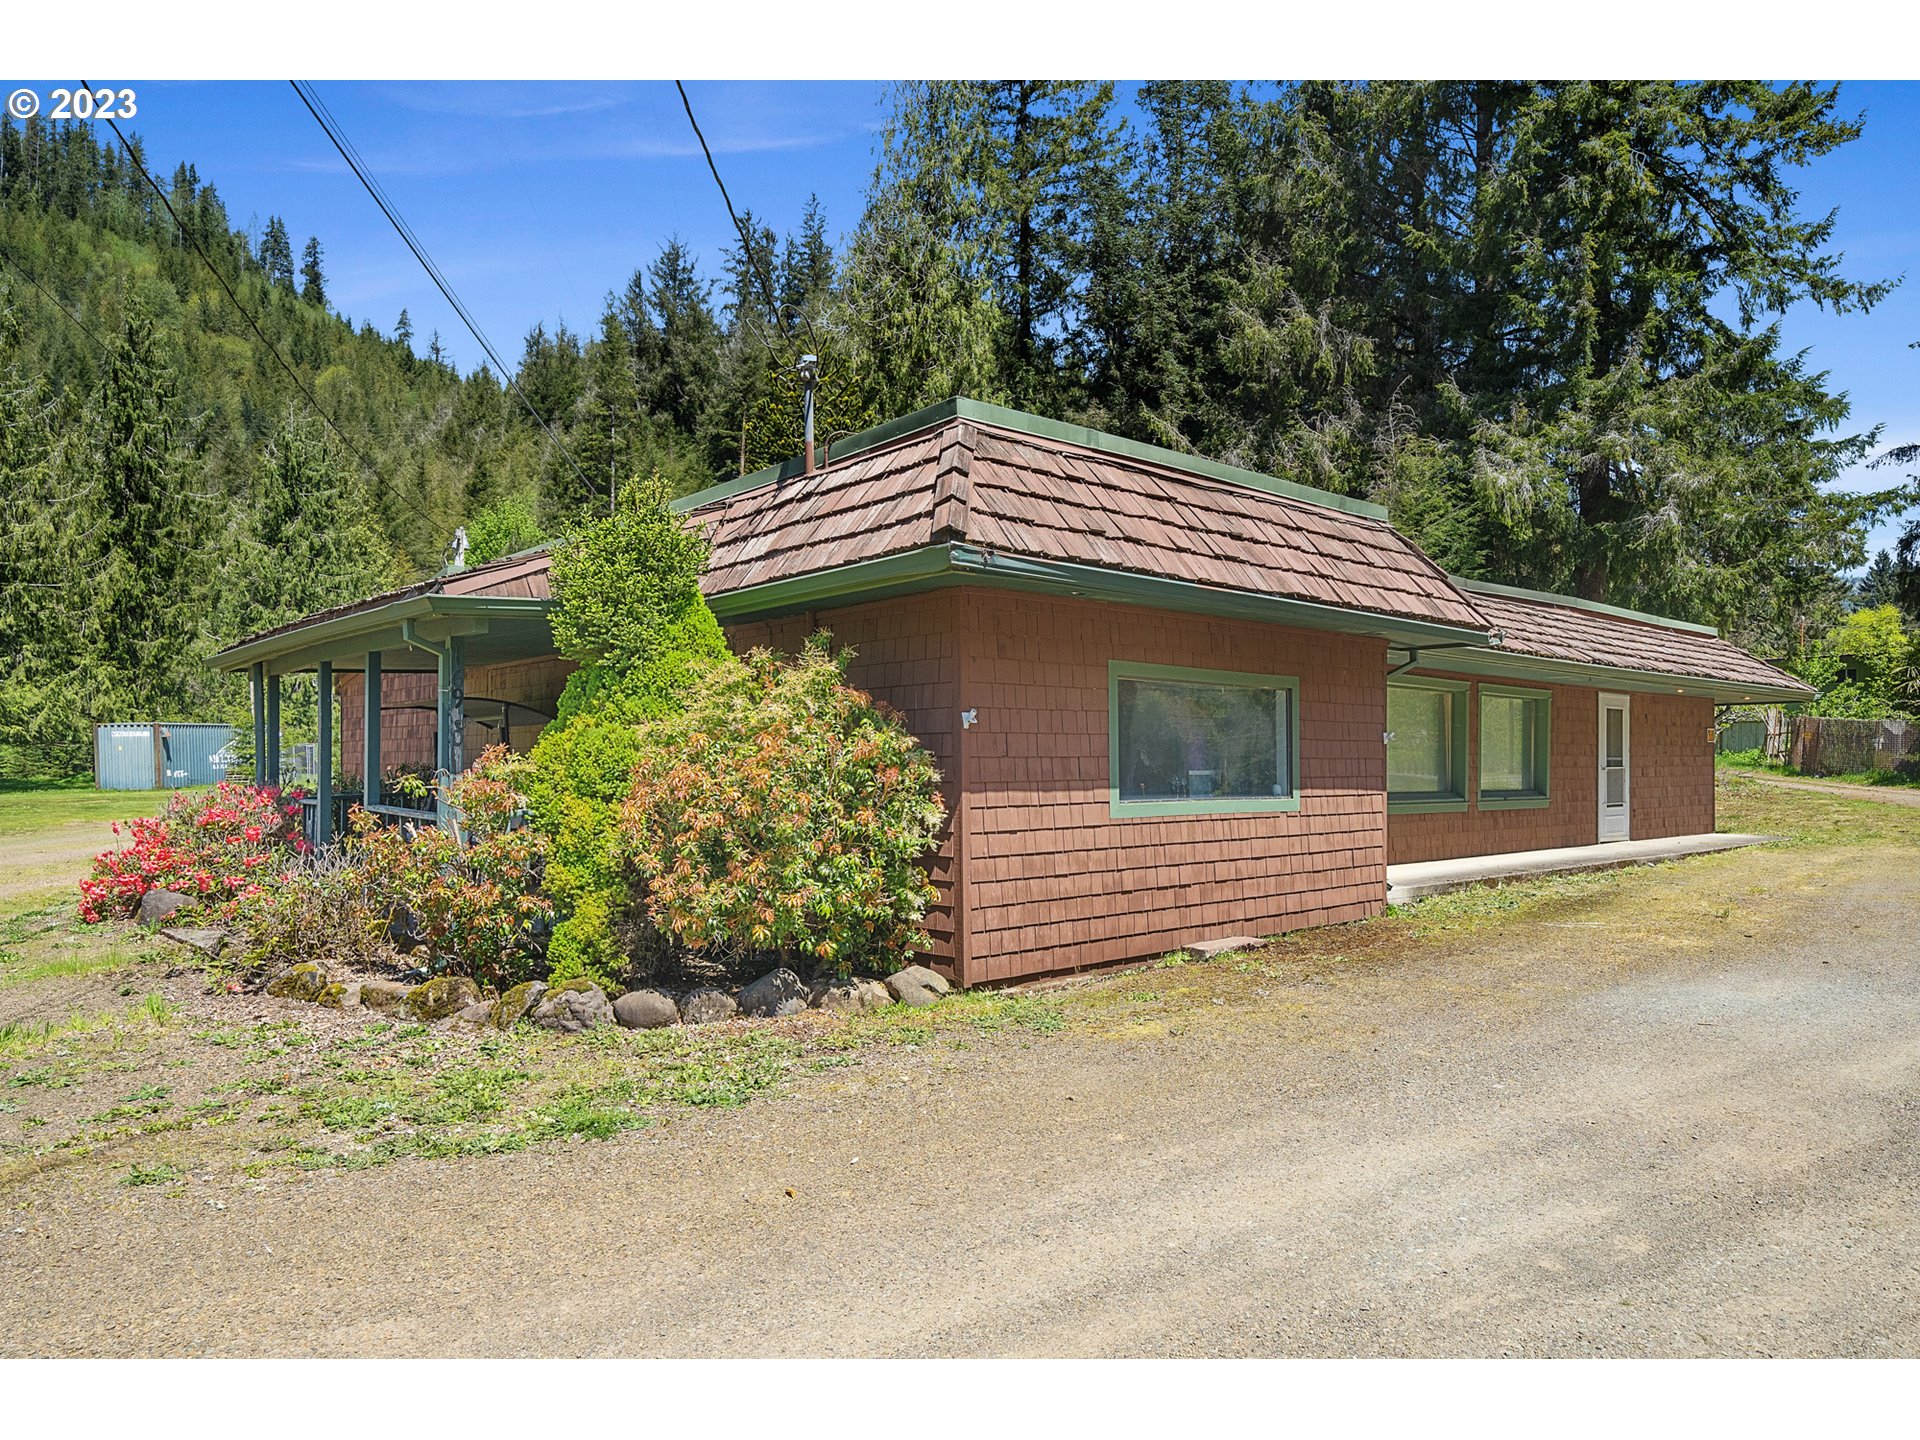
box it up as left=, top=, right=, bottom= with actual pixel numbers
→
left=1463, top=583, right=1813, bottom=697
left=692, top=414, right=1491, bottom=633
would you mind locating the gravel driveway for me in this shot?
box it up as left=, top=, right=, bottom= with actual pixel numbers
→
left=4, top=839, right=1916, bottom=1357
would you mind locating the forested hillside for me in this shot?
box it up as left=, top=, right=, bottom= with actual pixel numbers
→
left=2, top=81, right=1913, bottom=777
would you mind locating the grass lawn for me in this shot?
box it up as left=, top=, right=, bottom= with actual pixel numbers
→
left=1716, top=749, right=1920, bottom=790
left=0, top=769, right=1912, bottom=1198
left=0, top=780, right=181, bottom=838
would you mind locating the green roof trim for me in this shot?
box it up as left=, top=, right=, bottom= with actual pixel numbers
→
left=1394, top=646, right=1812, bottom=705
left=211, top=595, right=550, bottom=673
left=704, top=539, right=1494, bottom=648
left=672, top=397, right=1390, bottom=521
left=1451, top=576, right=1721, bottom=637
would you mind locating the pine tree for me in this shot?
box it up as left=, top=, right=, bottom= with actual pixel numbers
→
left=299, top=236, right=327, bottom=309
left=395, top=308, right=413, bottom=353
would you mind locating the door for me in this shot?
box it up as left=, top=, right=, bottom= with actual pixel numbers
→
left=1598, top=693, right=1630, bottom=842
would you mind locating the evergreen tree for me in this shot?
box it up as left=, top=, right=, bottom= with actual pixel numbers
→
left=395, top=308, right=413, bottom=353
left=299, top=236, right=326, bottom=309
left=260, top=215, right=294, bottom=289
left=71, top=308, right=201, bottom=728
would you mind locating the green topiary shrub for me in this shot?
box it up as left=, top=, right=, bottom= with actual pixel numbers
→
left=618, top=636, right=947, bottom=978
left=523, top=477, right=730, bottom=990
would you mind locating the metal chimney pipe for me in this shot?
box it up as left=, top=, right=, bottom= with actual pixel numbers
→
left=798, top=353, right=819, bottom=475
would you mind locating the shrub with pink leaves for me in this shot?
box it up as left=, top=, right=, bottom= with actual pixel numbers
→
left=78, top=781, right=307, bottom=924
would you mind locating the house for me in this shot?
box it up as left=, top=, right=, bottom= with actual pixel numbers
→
left=213, top=399, right=1813, bottom=986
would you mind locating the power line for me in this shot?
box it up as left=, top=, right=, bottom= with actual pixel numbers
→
left=673, top=80, right=819, bottom=362
left=85, top=88, right=445, bottom=547
left=289, top=80, right=594, bottom=496
left=0, top=240, right=111, bottom=353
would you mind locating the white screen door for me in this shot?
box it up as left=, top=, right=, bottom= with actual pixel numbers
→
left=1598, top=693, right=1630, bottom=842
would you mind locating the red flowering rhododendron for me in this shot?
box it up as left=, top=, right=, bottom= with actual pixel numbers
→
left=79, top=781, right=306, bottom=923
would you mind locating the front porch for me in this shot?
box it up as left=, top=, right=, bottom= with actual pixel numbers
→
left=1384, top=832, right=1777, bottom=905
left=215, top=553, right=560, bottom=844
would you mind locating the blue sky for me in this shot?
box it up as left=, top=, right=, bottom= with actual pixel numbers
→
left=11, top=77, right=1918, bottom=555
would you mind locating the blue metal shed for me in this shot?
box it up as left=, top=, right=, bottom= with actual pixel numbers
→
left=94, top=723, right=238, bottom=791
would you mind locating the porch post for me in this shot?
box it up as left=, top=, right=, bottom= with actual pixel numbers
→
left=315, top=661, right=333, bottom=846
left=251, top=663, right=267, bottom=785
left=264, top=672, right=281, bottom=786
left=363, top=651, right=382, bottom=804
left=437, top=635, right=466, bottom=776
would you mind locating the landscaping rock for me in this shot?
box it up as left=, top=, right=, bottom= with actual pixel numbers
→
left=613, top=989, right=679, bottom=1029
left=809, top=977, right=893, bottom=1015
left=490, top=980, right=547, bottom=1029
left=451, top=1001, right=497, bottom=1029
left=316, top=983, right=352, bottom=1009
left=138, top=888, right=198, bottom=928
left=885, top=965, right=951, bottom=1009
left=386, top=904, right=425, bottom=952
left=1185, top=935, right=1262, bottom=960
left=336, top=983, right=363, bottom=1011
left=737, top=968, right=809, bottom=1018
left=530, top=979, right=613, bottom=1033
left=404, top=975, right=482, bottom=1022
left=358, top=979, right=411, bottom=1014
left=265, top=962, right=328, bottom=1003
left=157, top=927, right=228, bottom=960
left=678, top=987, right=738, bottom=1025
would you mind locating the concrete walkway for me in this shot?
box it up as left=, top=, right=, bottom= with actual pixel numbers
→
left=1386, top=832, right=1774, bottom=904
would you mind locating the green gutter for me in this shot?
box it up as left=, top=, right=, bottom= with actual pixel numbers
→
left=673, top=397, right=1390, bottom=521
left=1394, top=644, right=1812, bottom=704
left=211, top=595, right=550, bottom=673
left=706, top=540, right=1494, bottom=648
left=1451, top=576, right=1722, bottom=637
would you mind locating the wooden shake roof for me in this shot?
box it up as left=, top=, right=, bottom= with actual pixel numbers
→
left=215, top=399, right=1811, bottom=699
left=1455, top=581, right=1813, bottom=698
left=690, top=406, right=1490, bottom=634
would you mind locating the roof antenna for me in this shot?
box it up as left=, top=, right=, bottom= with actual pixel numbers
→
left=446, top=526, right=469, bottom=573
left=798, top=353, right=819, bottom=476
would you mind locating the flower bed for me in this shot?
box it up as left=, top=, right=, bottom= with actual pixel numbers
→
left=79, top=781, right=307, bottom=924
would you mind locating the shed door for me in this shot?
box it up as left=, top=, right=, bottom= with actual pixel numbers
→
left=1598, top=693, right=1630, bottom=842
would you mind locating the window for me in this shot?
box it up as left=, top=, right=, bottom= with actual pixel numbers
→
left=1387, top=677, right=1468, bottom=812
left=1479, top=684, right=1551, bottom=807
left=1109, top=662, right=1299, bottom=816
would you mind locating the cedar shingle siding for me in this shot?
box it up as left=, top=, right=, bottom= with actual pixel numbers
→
left=226, top=402, right=1809, bottom=987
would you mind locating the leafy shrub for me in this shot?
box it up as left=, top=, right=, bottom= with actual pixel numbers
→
left=619, top=637, right=946, bottom=977
left=524, top=478, right=729, bottom=989
left=236, top=747, right=551, bottom=988
left=79, top=781, right=306, bottom=923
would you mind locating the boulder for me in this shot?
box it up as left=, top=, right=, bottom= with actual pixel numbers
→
left=316, top=983, right=352, bottom=1009
left=613, top=989, right=679, bottom=1030
left=490, top=980, right=548, bottom=1030
left=451, top=1000, right=497, bottom=1029
left=885, top=965, right=951, bottom=1009
left=530, top=979, right=613, bottom=1033
left=157, top=927, right=228, bottom=960
left=265, top=962, right=328, bottom=1003
left=809, top=977, right=893, bottom=1015
left=138, top=888, right=198, bottom=929
left=737, top=968, right=808, bottom=1019
left=357, top=979, right=411, bottom=1014
left=678, top=987, right=739, bottom=1026
left=404, top=975, right=483, bottom=1022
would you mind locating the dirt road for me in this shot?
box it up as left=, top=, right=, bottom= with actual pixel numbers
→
left=1726, top=770, right=1920, bottom=808
left=5, top=838, right=1916, bottom=1357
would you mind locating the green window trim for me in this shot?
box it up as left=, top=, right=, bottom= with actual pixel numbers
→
left=1386, top=675, right=1470, bottom=813
left=1108, top=661, right=1302, bottom=818
left=1478, top=683, right=1552, bottom=806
